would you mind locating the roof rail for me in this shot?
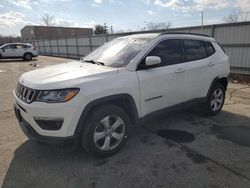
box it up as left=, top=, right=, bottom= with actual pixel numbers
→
left=160, top=32, right=211, bottom=37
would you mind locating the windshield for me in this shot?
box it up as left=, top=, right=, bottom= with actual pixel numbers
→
left=82, top=37, right=152, bottom=68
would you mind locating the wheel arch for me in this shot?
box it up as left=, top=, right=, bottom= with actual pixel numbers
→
left=74, top=94, right=139, bottom=137
left=206, top=77, right=228, bottom=98
left=23, top=52, right=33, bottom=57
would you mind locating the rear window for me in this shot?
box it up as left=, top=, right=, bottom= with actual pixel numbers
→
left=205, top=41, right=215, bottom=56
left=183, top=39, right=207, bottom=62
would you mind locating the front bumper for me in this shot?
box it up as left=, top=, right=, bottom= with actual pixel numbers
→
left=13, top=90, right=84, bottom=139
left=14, top=104, right=76, bottom=144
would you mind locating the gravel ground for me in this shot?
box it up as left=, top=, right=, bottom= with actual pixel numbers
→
left=0, top=56, right=250, bottom=188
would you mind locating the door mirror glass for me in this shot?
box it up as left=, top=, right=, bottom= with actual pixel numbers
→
left=145, top=56, right=161, bottom=66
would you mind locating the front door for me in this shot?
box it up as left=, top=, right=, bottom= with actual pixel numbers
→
left=2, top=44, right=18, bottom=58
left=136, top=39, right=189, bottom=117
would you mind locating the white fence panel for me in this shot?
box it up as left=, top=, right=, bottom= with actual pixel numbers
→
left=33, top=22, right=250, bottom=75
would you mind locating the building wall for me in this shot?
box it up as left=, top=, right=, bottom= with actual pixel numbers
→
left=33, top=22, right=250, bottom=75
left=20, top=26, right=36, bottom=41
left=21, top=26, right=93, bottom=40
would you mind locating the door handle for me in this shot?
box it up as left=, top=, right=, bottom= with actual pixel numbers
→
left=208, top=62, right=215, bottom=66
left=175, top=68, right=185, bottom=73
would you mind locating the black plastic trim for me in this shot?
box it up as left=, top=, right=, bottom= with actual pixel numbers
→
left=145, top=95, right=163, bottom=102
left=14, top=105, right=75, bottom=144
left=20, top=120, right=75, bottom=144
left=0, top=54, right=38, bottom=59
left=206, top=77, right=220, bottom=98
left=35, top=119, right=64, bottom=131
left=74, top=94, right=139, bottom=136
left=137, top=97, right=206, bottom=125
left=160, top=32, right=211, bottom=38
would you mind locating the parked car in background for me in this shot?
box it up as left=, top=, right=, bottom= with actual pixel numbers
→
left=0, top=43, right=38, bottom=61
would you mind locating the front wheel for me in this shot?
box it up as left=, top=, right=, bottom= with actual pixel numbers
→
left=81, top=105, right=131, bottom=158
left=203, top=83, right=226, bottom=115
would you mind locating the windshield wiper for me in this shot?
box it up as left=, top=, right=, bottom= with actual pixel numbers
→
left=82, top=59, right=105, bottom=66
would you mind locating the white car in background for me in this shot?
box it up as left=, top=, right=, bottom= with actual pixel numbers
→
left=0, top=43, right=38, bottom=61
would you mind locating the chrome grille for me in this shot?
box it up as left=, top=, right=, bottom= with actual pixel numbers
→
left=16, top=83, right=37, bottom=103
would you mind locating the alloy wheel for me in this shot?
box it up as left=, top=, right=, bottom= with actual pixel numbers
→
left=93, top=115, right=125, bottom=151
left=210, top=88, right=224, bottom=111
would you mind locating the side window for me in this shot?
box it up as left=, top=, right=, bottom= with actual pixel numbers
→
left=22, top=45, right=30, bottom=49
left=183, top=40, right=206, bottom=62
left=138, top=39, right=182, bottom=69
left=4, top=44, right=17, bottom=49
left=149, top=39, right=182, bottom=66
left=16, top=45, right=23, bottom=49
left=205, top=41, right=215, bottom=56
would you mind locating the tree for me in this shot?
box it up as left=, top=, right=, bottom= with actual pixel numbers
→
left=0, top=35, right=21, bottom=45
left=145, top=21, right=171, bottom=30
left=94, top=24, right=108, bottom=35
left=41, top=13, right=55, bottom=26
left=41, top=14, right=56, bottom=39
left=224, top=10, right=249, bottom=23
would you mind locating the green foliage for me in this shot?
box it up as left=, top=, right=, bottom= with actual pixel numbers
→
left=94, top=24, right=108, bottom=35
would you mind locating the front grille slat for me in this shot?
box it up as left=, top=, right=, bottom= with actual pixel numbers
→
left=28, top=90, right=35, bottom=101
left=16, top=83, right=37, bottom=103
left=24, top=88, right=28, bottom=99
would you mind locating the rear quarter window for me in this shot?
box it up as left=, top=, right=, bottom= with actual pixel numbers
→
left=205, top=41, right=215, bottom=56
left=22, top=45, right=31, bottom=49
left=182, top=39, right=207, bottom=62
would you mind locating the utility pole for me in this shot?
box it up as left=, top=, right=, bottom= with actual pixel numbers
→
left=110, top=25, right=113, bottom=34
left=104, top=23, right=108, bottom=34
left=201, top=11, right=203, bottom=32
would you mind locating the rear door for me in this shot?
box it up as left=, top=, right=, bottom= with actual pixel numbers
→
left=136, top=39, right=190, bottom=117
left=181, top=39, right=216, bottom=100
left=16, top=44, right=26, bottom=57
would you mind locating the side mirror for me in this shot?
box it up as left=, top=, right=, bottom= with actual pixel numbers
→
left=145, top=56, right=161, bottom=66
left=2, top=48, right=4, bottom=52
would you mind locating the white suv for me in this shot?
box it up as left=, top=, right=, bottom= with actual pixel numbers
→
left=0, top=43, right=38, bottom=61
left=13, top=33, right=230, bottom=157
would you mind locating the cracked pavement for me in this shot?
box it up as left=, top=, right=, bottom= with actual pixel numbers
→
left=1, top=56, right=250, bottom=188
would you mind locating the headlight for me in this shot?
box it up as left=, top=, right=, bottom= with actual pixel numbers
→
left=37, top=88, right=79, bottom=103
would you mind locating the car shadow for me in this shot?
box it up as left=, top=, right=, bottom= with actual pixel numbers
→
left=0, top=59, right=38, bottom=63
left=2, top=109, right=250, bottom=188
left=2, top=125, right=149, bottom=188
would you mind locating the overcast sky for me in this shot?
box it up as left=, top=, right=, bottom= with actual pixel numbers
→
left=0, top=0, right=249, bottom=36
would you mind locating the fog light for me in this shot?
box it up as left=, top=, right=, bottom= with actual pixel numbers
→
left=34, top=117, right=63, bottom=130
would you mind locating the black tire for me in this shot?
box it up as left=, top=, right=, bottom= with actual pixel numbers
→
left=24, top=53, right=33, bottom=61
left=203, top=83, right=226, bottom=115
left=81, top=104, right=131, bottom=158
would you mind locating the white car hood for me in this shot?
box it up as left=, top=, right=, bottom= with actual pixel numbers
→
left=19, top=61, right=118, bottom=90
